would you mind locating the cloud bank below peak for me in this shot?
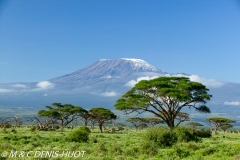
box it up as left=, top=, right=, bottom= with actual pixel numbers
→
left=125, top=74, right=225, bottom=88
left=125, top=76, right=159, bottom=87
left=34, top=81, right=55, bottom=91
left=188, top=75, right=225, bottom=88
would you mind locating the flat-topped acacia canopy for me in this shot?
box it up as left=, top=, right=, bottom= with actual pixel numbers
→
left=115, top=76, right=212, bottom=129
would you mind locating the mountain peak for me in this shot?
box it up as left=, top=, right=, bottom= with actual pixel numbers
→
left=121, top=58, right=145, bottom=62
left=51, top=58, right=165, bottom=84
left=120, top=58, right=158, bottom=72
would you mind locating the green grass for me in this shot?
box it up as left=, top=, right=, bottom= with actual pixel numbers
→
left=0, top=127, right=240, bottom=159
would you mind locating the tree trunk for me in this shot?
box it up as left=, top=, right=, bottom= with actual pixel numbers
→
left=166, top=118, right=175, bottom=130
left=99, top=125, right=103, bottom=133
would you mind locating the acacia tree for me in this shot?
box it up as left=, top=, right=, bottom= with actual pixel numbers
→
left=9, top=116, right=23, bottom=128
left=186, top=122, right=203, bottom=133
left=206, top=117, right=235, bottom=134
left=141, top=118, right=164, bottom=127
left=89, top=107, right=117, bottom=133
left=220, top=123, right=233, bottom=133
left=37, top=103, right=87, bottom=131
left=0, top=118, right=10, bottom=129
left=115, top=77, right=211, bottom=129
left=77, top=109, right=91, bottom=127
left=126, top=117, right=146, bottom=131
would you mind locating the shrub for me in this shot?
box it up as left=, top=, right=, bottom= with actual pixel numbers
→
left=194, top=129, right=211, bottom=138
left=140, top=141, right=158, bottom=156
left=159, top=131, right=178, bottom=147
left=91, top=137, right=98, bottom=143
left=174, top=126, right=200, bottom=142
left=173, top=146, right=190, bottom=158
left=54, top=125, right=60, bottom=129
left=11, top=129, right=17, bottom=133
left=3, top=123, right=11, bottom=129
left=30, top=126, right=36, bottom=132
left=144, top=126, right=167, bottom=143
left=201, top=147, right=216, bottom=156
left=144, top=126, right=177, bottom=147
left=68, top=128, right=89, bottom=143
left=78, top=126, right=91, bottom=133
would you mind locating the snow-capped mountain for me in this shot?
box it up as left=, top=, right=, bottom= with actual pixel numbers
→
left=50, top=58, right=166, bottom=84
left=1, top=58, right=240, bottom=121
left=0, top=58, right=168, bottom=109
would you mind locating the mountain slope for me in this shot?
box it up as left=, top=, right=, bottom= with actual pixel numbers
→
left=0, top=58, right=240, bottom=122
left=50, top=58, right=165, bottom=84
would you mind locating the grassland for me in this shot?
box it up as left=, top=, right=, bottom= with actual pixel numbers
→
left=0, top=126, right=240, bottom=160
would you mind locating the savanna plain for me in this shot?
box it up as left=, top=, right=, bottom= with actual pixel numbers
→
left=1, top=125, right=240, bottom=160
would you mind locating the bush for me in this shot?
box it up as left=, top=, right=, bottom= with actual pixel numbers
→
left=173, top=146, right=190, bottom=158
left=11, top=129, right=17, bottom=133
left=174, top=126, right=200, bottom=142
left=30, top=126, right=36, bottom=132
left=54, top=125, right=60, bottom=129
left=194, top=129, right=211, bottom=138
left=68, top=128, right=90, bottom=143
left=78, top=126, right=91, bottom=133
left=3, top=123, right=11, bottom=129
left=144, top=126, right=177, bottom=147
left=140, top=141, right=158, bottom=156
left=159, top=131, right=178, bottom=147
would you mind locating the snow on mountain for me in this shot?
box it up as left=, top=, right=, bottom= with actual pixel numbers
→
left=1, top=58, right=240, bottom=119
left=120, top=58, right=159, bottom=72
left=50, top=58, right=166, bottom=84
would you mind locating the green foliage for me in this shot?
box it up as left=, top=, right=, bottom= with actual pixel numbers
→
left=89, top=107, right=117, bottom=132
left=126, top=117, right=146, bottom=130
left=174, top=127, right=200, bottom=142
left=186, top=122, right=203, bottom=129
left=11, top=129, right=17, bottom=133
left=110, top=145, right=123, bottom=154
left=140, top=141, right=158, bottom=156
left=144, top=126, right=177, bottom=147
left=115, top=76, right=211, bottom=129
left=0, top=127, right=240, bottom=159
left=97, top=142, right=108, bottom=153
left=30, top=126, right=36, bottom=132
left=3, top=123, right=11, bottom=129
left=220, top=123, right=233, bottom=132
left=193, top=129, right=212, bottom=138
left=206, top=117, right=235, bottom=123
left=173, top=146, right=190, bottom=158
left=68, top=127, right=90, bottom=143
left=206, top=117, right=235, bottom=134
left=37, top=103, right=87, bottom=131
left=141, top=117, right=164, bottom=126
left=78, top=126, right=91, bottom=133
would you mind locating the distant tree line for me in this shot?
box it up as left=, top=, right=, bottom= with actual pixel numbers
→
left=28, top=103, right=117, bottom=132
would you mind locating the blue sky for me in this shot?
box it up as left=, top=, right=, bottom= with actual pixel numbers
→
left=1, top=0, right=240, bottom=83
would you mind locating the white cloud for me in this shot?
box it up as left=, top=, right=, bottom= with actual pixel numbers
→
left=125, top=74, right=224, bottom=88
left=188, top=75, right=224, bottom=88
left=102, top=75, right=112, bottom=78
left=35, top=81, right=55, bottom=91
left=43, top=94, right=48, bottom=96
left=125, top=76, right=159, bottom=87
left=101, top=91, right=117, bottom=97
left=224, top=101, right=240, bottom=106
left=0, top=88, right=12, bottom=93
left=12, top=84, right=28, bottom=88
